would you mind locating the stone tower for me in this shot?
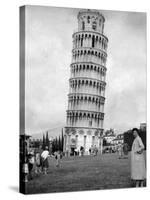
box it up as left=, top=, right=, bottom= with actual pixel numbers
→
left=64, top=9, right=108, bottom=155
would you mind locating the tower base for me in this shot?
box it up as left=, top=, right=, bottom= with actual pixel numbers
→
left=63, top=127, right=103, bottom=156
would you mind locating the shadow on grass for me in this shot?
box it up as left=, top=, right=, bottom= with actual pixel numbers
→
left=9, top=185, right=19, bottom=192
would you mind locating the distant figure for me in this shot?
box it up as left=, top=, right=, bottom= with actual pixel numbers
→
left=27, top=151, right=35, bottom=180
left=80, top=146, right=84, bottom=156
left=123, top=143, right=129, bottom=158
left=74, top=148, right=77, bottom=156
left=91, top=145, right=94, bottom=155
left=35, top=146, right=42, bottom=174
left=35, top=152, right=42, bottom=174
left=118, top=144, right=123, bottom=159
left=131, top=128, right=146, bottom=187
left=54, top=151, right=62, bottom=167
left=77, top=147, right=80, bottom=156
left=41, top=146, right=49, bottom=174
left=94, top=145, right=98, bottom=156
left=89, top=148, right=91, bottom=155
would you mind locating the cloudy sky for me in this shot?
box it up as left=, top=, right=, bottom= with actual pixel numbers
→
left=25, top=5, right=146, bottom=135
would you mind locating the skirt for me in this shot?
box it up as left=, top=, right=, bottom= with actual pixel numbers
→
left=42, top=158, right=49, bottom=168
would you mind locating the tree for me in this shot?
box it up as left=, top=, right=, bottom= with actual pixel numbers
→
left=123, top=128, right=146, bottom=151
left=58, top=135, right=61, bottom=151
left=45, top=131, right=49, bottom=149
left=52, top=139, right=55, bottom=153
left=55, top=137, right=58, bottom=151
left=42, top=134, right=46, bottom=150
left=103, top=138, right=107, bottom=146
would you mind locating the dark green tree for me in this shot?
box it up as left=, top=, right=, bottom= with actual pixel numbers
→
left=42, top=134, right=46, bottom=150
left=52, top=139, right=55, bottom=153
left=123, top=128, right=146, bottom=151
left=46, top=131, right=49, bottom=149
left=58, top=135, right=60, bottom=150
left=55, top=138, right=57, bottom=151
left=42, top=134, right=45, bottom=150
left=103, top=138, right=107, bottom=146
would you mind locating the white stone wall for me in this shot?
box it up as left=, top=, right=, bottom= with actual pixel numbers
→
left=64, top=128, right=102, bottom=155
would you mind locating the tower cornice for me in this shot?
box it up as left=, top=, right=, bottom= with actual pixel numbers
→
left=72, top=47, right=107, bottom=57
left=72, top=30, right=108, bottom=42
left=68, top=92, right=105, bottom=100
left=66, top=109, right=105, bottom=115
left=70, top=62, right=107, bottom=71
left=69, top=77, right=106, bottom=86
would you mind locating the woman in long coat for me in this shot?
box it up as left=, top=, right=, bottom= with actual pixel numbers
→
left=131, top=128, right=146, bottom=187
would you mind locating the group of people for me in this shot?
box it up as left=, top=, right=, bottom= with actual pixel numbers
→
left=26, top=146, right=62, bottom=180
left=89, top=145, right=98, bottom=156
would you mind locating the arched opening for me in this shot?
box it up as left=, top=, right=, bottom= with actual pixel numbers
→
left=92, top=35, right=95, bottom=48
left=92, top=21, right=97, bottom=30
left=81, top=37, right=83, bottom=47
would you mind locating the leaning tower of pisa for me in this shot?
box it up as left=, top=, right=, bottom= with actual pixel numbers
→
left=64, top=9, right=108, bottom=155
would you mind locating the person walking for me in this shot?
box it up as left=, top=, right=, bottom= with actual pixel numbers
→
left=41, top=146, right=50, bottom=175
left=131, top=128, right=146, bottom=187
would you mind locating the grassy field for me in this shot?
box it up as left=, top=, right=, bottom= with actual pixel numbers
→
left=25, top=153, right=132, bottom=194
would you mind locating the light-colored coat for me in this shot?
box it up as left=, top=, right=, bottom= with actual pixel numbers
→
left=131, top=136, right=146, bottom=180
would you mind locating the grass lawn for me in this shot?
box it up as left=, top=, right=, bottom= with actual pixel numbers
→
left=25, top=153, right=132, bottom=194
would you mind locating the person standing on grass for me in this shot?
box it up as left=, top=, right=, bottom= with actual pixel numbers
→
left=54, top=151, right=62, bottom=168
left=118, top=143, right=123, bottom=159
left=131, top=128, right=146, bottom=187
left=93, top=145, right=98, bottom=156
left=123, top=143, right=129, bottom=158
left=80, top=146, right=84, bottom=156
left=35, top=152, right=42, bottom=174
left=34, top=145, right=43, bottom=174
left=41, top=146, right=50, bottom=175
left=27, top=151, right=35, bottom=180
left=89, top=147, right=91, bottom=155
